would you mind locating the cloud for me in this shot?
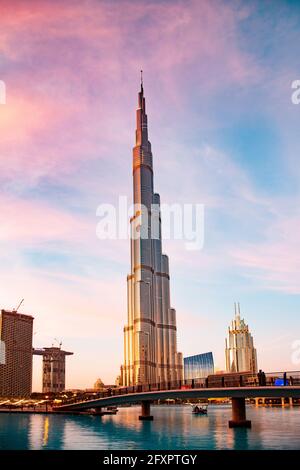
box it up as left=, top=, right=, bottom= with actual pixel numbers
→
left=156, top=140, right=300, bottom=296
left=230, top=205, right=300, bottom=294
left=0, top=0, right=264, bottom=188
left=0, top=0, right=299, bottom=387
left=0, top=262, right=126, bottom=389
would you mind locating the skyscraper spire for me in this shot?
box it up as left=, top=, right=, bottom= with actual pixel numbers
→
left=135, top=74, right=150, bottom=164
left=138, top=70, right=145, bottom=112
left=234, top=301, right=241, bottom=319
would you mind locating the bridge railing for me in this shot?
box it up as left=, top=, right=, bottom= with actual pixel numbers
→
left=58, top=371, right=300, bottom=406
left=264, top=371, right=300, bottom=386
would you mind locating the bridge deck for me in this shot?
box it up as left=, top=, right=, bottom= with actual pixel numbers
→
left=55, top=386, right=300, bottom=411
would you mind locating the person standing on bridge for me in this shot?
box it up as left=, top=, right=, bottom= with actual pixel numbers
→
left=258, top=370, right=266, bottom=386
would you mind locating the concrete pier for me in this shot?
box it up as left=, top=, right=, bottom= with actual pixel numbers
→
left=229, top=397, right=251, bottom=428
left=139, top=401, right=153, bottom=421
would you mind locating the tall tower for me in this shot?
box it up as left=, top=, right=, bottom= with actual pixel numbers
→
left=0, top=309, right=34, bottom=397
left=121, top=76, right=183, bottom=386
left=225, top=303, right=258, bottom=374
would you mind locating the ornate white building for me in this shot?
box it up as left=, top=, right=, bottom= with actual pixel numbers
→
left=121, top=79, right=183, bottom=386
left=225, top=303, right=258, bottom=374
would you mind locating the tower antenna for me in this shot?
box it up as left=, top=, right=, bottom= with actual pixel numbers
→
left=54, top=338, right=62, bottom=349
left=140, top=69, right=143, bottom=90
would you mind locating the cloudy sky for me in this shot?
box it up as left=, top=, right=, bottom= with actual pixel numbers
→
left=0, top=0, right=299, bottom=390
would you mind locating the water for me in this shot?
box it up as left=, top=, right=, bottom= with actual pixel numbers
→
left=0, top=405, right=299, bottom=450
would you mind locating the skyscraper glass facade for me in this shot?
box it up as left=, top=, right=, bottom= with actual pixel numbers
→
left=122, top=81, right=183, bottom=386
left=184, top=352, right=214, bottom=380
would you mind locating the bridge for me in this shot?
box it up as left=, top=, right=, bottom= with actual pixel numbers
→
left=54, top=383, right=300, bottom=428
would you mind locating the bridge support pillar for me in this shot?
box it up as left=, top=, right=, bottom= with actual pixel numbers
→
left=139, top=401, right=153, bottom=421
left=229, top=398, right=251, bottom=428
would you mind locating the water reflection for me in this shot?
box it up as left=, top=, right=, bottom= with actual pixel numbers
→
left=0, top=405, right=299, bottom=450
left=28, top=413, right=67, bottom=449
left=43, top=417, right=49, bottom=447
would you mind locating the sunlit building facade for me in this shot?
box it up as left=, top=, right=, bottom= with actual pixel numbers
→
left=121, top=79, right=183, bottom=386
left=184, top=352, right=214, bottom=380
left=225, top=303, right=258, bottom=374
left=0, top=309, right=34, bottom=397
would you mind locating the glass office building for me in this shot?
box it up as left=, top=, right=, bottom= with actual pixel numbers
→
left=184, top=352, right=214, bottom=380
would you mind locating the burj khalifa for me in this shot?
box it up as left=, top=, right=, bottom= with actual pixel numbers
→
left=121, top=76, right=183, bottom=386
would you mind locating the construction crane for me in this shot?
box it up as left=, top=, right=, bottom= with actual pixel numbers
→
left=14, top=299, right=24, bottom=313
left=53, top=338, right=62, bottom=349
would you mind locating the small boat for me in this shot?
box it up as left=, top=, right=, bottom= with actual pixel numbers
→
left=192, top=404, right=208, bottom=415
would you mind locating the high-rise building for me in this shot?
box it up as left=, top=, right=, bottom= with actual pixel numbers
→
left=0, top=309, right=34, bottom=397
left=225, top=303, right=258, bottom=373
left=33, top=346, right=73, bottom=393
left=184, top=352, right=214, bottom=380
left=121, top=78, right=183, bottom=386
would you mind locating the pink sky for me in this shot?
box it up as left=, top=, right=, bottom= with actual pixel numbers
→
left=0, top=0, right=299, bottom=390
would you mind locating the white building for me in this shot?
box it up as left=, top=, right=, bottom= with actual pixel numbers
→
left=225, top=303, right=258, bottom=374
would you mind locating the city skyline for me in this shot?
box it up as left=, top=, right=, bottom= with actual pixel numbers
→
left=0, top=0, right=299, bottom=391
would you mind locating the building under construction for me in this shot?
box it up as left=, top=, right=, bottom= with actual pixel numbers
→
left=33, top=346, right=73, bottom=394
